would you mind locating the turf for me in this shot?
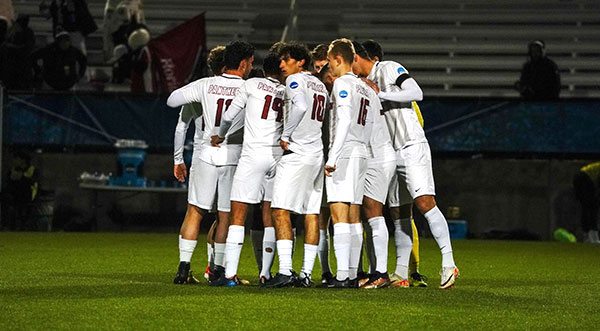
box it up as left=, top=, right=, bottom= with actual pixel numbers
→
left=1, top=232, right=599, bottom=330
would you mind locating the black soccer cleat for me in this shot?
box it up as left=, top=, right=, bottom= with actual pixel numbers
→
left=263, top=271, right=298, bottom=288
left=327, top=277, right=353, bottom=289
left=295, top=275, right=313, bottom=288
left=209, top=265, right=225, bottom=284
left=320, top=271, right=334, bottom=287
left=173, top=262, right=200, bottom=285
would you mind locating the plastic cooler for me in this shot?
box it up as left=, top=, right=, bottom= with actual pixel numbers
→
left=447, top=220, right=468, bottom=239
left=108, top=139, right=148, bottom=187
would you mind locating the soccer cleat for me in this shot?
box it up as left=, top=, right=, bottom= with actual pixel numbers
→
left=210, top=274, right=241, bottom=287
left=357, top=271, right=369, bottom=281
left=388, top=273, right=410, bottom=288
left=327, top=277, right=353, bottom=289
left=263, top=272, right=298, bottom=288
left=208, top=265, right=225, bottom=284
left=440, top=266, right=460, bottom=289
left=361, top=272, right=391, bottom=289
left=295, top=275, right=313, bottom=288
left=358, top=273, right=373, bottom=288
left=173, top=262, right=200, bottom=285
left=204, top=265, right=211, bottom=281
left=320, top=271, right=334, bottom=287
left=259, top=274, right=271, bottom=287
left=409, top=271, right=428, bottom=287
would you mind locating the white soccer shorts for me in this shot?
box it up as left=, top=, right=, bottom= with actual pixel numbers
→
left=271, top=152, right=324, bottom=215
left=188, top=157, right=236, bottom=212
left=388, top=142, right=436, bottom=207
left=326, top=157, right=367, bottom=205
left=364, top=158, right=396, bottom=204
left=230, top=152, right=280, bottom=204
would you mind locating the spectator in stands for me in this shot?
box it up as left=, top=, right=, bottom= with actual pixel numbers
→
left=1, top=150, right=39, bottom=231
left=39, top=0, right=97, bottom=55
left=127, top=27, right=151, bottom=92
left=515, top=40, right=561, bottom=101
left=31, top=31, right=87, bottom=90
left=310, top=43, right=328, bottom=73
left=0, top=14, right=36, bottom=90
left=103, top=0, right=145, bottom=61
left=573, top=161, right=600, bottom=244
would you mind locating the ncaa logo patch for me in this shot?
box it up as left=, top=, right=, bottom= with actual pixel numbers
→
left=397, top=67, right=406, bottom=74
left=290, top=81, right=299, bottom=89
left=339, top=90, right=348, bottom=98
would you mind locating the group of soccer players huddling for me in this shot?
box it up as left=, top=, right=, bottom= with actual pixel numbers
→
left=167, top=38, right=459, bottom=289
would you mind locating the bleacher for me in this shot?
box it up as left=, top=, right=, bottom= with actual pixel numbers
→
left=11, top=0, right=600, bottom=97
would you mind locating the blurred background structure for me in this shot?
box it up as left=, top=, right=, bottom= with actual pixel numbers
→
left=1, top=0, right=599, bottom=240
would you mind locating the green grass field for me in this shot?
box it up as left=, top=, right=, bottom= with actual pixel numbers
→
left=1, top=232, right=599, bottom=330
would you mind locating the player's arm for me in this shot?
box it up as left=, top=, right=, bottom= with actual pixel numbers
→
left=211, top=83, right=248, bottom=146
left=325, top=81, right=352, bottom=176
left=173, top=105, right=196, bottom=182
left=281, top=77, right=308, bottom=147
left=166, top=80, right=203, bottom=108
left=377, top=65, right=423, bottom=103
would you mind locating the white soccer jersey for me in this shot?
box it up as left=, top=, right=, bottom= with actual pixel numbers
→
left=169, top=73, right=245, bottom=165
left=281, top=72, right=328, bottom=156
left=326, top=73, right=375, bottom=167
left=217, top=77, right=285, bottom=154
left=367, top=61, right=427, bottom=150
left=369, top=108, right=396, bottom=163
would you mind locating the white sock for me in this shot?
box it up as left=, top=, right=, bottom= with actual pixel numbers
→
left=424, top=206, right=455, bottom=268
left=393, top=219, right=412, bottom=279
left=301, top=244, right=318, bottom=279
left=260, top=227, right=276, bottom=279
left=214, top=243, right=226, bottom=267
left=349, top=223, right=363, bottom=280
left=333, top=223, right=351, bottom=281
left=207, top=243, right=214, bottom=267
left=318, top=229, right=331, bottom=274
left=250, top=229, right=264, bottom=272
left=179, top=235, right=197, bottom=263
left=277, top=239, right=294, bottom=276
left=224, top=225, right=245, bottom=278
left=368, top=216, right=389, bottom=273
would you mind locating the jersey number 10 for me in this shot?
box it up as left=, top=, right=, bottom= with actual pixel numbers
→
left=311, top=94, right=326, bottom=122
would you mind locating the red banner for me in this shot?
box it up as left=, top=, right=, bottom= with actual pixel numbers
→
left=149, top=13, right=206, bottom=93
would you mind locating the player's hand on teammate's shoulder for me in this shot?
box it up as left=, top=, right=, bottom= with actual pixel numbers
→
left=280, top=140, right=289, bottom=151
left=173, top=163, right=187, bottom=182
left=211, top=135, right=224, bottom=147
left=361, top=78, right=379, bottom=94
left=324, top=165, right=336, bottom=177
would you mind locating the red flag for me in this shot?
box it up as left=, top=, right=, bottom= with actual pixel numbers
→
left=149, top=13, right=206, bottom=93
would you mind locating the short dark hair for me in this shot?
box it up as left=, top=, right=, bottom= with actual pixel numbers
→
left=315, top=62, right=331, bottom=81
left=263, top=52, right=282, bottom=76
left=207, top=45, right=226, bottom=75
left=362, top=40, right=383, bottom=61
left=269, top=41, right=286, bottom=54
left=223, top=41, right=255, bottom=71
left=279, top=42, right=312, bottom=70
left=311, top=44, right=328, bottom=62
left=248, top=68, right=265, bottom=78
left=351, top=40, right=370, bottom=60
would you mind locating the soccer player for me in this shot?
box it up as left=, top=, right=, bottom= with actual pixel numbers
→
left=210, top=53, right=285, bottom=286
left=356, top=40, right=459, bottom=289
left=325, top=38, right=375, bottom=288
left=311, top=43, right=329, bottom=74
left=167, top=40, right=255, bottom=286
left=348, top=41, right=395, bottom=289
left=361, top=40, right=427, bottom=287
left=170, top=45, right=226, bottom=284
left=265, top=42, right=328, bottom=288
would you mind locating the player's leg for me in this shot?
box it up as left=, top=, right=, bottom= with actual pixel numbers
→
left=348, top=204, right=363, bottom=286
left=259, top=201, right=277, bottom=283
left=174, top=203, right=206, bottom=284
left=408, top=143, right=458, bottom=289
left=318, top=209, right=333, bottom=285
left=408, top=218, right=428, bottom=286
left=330, top=202, right=351, bottom=285
left=360, top=196, right=390, bottom=288
left=265, top=207, right=297, bottom=287
left=204, top=219, right=217, bottom=280
left=223, top=201, right=248, bottom=280
left=298, top=213, right=319, bottom=286
left=250, top=204, right=264, bottom=274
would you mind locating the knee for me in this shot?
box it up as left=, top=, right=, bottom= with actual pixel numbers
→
left=414, top=196, right=436, bottom=214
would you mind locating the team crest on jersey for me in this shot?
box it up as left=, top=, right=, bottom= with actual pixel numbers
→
left=339, top=90, right=348, bottom=98
left=290, top=81, right=299, bottom=89
left=397, top=67, right=406, bottom=74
